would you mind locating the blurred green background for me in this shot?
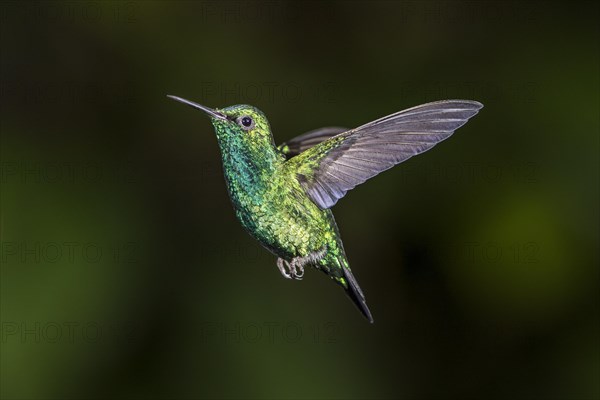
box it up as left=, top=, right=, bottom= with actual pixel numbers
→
left=1, top=1, right=598, bottom=399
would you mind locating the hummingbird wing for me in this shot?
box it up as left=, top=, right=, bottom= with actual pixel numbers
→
left=278, top=127, right=348, bottom=158
left=287, top=100, right=483, bottom=209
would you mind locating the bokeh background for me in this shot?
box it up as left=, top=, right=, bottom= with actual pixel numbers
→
left=1, top=1, right=598, bottom=399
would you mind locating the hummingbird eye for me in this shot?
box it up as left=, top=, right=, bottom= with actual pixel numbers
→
left=237, top=116, right=255, bottom=130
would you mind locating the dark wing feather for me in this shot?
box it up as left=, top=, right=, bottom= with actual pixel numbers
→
left=342, top=263, right=374, bottom=323
left=278, top=127, right=348, bottom=158
left=288, top=100, right=483, bottom=209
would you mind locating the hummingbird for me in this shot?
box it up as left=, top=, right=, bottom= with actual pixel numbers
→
left=168, top=95, right=483, bottom=323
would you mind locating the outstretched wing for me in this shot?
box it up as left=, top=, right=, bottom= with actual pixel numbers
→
left=278, top=127, right=348, bottom=158
left=287, top=100, right=483, bottom=209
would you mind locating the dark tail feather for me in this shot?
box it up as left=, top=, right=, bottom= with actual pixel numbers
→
left=341, top=262, right=374, bottom=323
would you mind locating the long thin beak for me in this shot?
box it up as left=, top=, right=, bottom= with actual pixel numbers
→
left=167, top=95, right=227, bottom=120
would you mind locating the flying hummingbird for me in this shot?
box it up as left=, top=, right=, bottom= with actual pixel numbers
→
left=168, top=95, right=483, bottom=323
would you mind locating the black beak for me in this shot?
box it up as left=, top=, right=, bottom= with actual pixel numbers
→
left=167, top=95, right=227, bottom=120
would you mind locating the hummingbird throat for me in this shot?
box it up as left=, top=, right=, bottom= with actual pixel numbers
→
left=216, top=127, right=282, bottom=199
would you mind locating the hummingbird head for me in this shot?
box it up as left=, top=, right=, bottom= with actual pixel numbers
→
left=167, top=95, right=275, bottom=147
left=168, top=95, right=282, bottom=193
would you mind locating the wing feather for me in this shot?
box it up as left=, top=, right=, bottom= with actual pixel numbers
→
left=287, top=100, right=483, bottom=209
left=278, top=126, right=348, bottom=158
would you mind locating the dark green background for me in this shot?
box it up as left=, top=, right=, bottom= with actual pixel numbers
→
left=1, top=1, right=598, bottom=399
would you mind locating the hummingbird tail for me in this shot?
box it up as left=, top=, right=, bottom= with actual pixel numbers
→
left=340, top=260, right=374, bottom=323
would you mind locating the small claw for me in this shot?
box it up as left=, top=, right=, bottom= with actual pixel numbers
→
left=290, top=263, right=301, bottom=280
left=294, top=264, right=305, bottom=279
left=288, top=259, right=302, bottom=280
left=277, top=258, right=292, bottom=279
left=281, top=270, right=292, bottom=279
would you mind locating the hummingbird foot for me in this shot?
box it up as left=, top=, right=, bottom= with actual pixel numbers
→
left=276, top=248, right=328, bottom=280
left=276, top=257, right=304, bottom=280
left=288, top=247, right=328, bottom=280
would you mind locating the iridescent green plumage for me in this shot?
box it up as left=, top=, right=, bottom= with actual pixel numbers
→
left=168, top=95, right=483, bottom=323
